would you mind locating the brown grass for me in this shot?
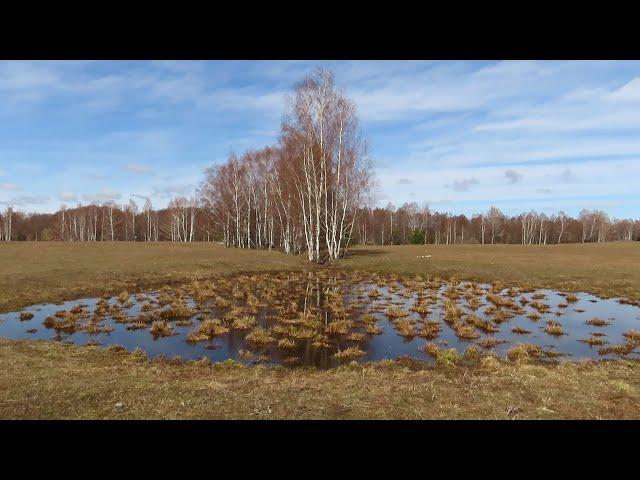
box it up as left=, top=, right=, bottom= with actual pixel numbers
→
left=339, top=243, right=640, bottom=303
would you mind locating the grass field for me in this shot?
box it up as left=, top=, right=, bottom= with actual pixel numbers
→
left=2, top=338, right=639, bottom=419
left=1, top=241, right=639, bottom=419
left=1, top=241, right=638, bottom=313
left=340, top=242, right=640, bottom=302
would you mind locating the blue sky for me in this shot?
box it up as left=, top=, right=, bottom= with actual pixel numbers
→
left=1, top=60, right=639, bottom=218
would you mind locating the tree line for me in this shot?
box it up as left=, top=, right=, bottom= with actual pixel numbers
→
left=1, top=68, right=638, bottom=254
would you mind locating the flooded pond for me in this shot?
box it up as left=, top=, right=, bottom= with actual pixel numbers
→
left=1, top=271, right=640, bottom=368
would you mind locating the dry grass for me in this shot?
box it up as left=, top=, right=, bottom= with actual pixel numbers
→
left=339, top=243, right=640, bottom=303
left=2, top=242, right=640, bottom=419
left=0, top=242, right=307, bottom=313
left=1, top=337, right=634, bottom=419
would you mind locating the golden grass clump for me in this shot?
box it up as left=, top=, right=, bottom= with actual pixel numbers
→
left=454, top=323, right=479, bottom=340
left=580, top=336, right=606, bottom=346
left=333, top=347, right=366, bottom=361
left=411, top=301, right=430, bottom=314
left=19, top=312, right=34, bottom=321
left=278, top=338, right=297, bottom=349
left=150, top=320, right=174, bottom=337
left=478, top=337, right=505, bottom=349
left=418, top=320, right=442, bottom=340
left=422, top=342, right=439, bottom=357
left=245, top=327, right=276, bottom=346
left=466, top=297, right=481, bottom=310
left=507, top=343, right=542, bottom=361
left=511, top=326, right=531, bottom=335
left=544, top=322, right=566, bottom=336
left=492, top=309, right=514, bottom=324
left=82, top=321, right=114, bottom=334
left=347, top=332, right=365, bottom=342
left=326, top=319, right=353, bottom=335
left=565, top=293, right=579, bottom=303
left=232, top=315, right=256, bottom=330
left=186, top=318, right=229, bottom=343
left=527, top=311, right=542, bottom=321
left=385, top=306, right=409, bottom=318
left=368, top=288, right=382, bottom=298
left=585, top=317, right=610, bottom=327
left=530, top=301, right=550, bottom=313
left=214, top=296, right=231, bottom=308
left=117, top=290, right=130, bottom=304
left=160, top=302, right=196, bottom=320
left=598, top=343, right=635, bottom=356
left=365, top=323, right=383, bottom=335
left=393, top=319, right=416, bottom=338
left=443, top=299, right=462, bottom=324
left=622, top=330, right=640, bottom=343
left=126, top=321, right=147, bottom=330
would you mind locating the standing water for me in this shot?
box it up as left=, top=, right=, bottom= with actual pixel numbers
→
left=1, top=271, right=639, bottom=368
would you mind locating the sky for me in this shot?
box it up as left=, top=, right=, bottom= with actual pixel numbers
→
left=1, top=60, right=639, bottom=219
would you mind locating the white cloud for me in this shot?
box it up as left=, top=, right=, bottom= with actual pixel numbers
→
left=0, top=183, right=21, bottom=191
left=82, top=189, right=122, bottom=204
left=59, top=192, right=78, bottom=202
left=126, top=163, right=154, bottom=175
left=505, top=170, right=523, bottom=184
left=448, top=178, right=479, bottom=192
left=0, top=195, right=50, bottom=206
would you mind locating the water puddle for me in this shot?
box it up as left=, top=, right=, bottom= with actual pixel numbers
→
left=1, top=271, right=639, bottom=368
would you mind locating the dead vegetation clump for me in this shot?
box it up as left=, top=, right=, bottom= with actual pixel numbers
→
left=530, top=301, right=551, bottom=313
left=82, top=321, right=114, bottom=334
left=245, top=327, right=276, bottom=346
left=565, top=293, right=579, bottom=303
left=277, top=337, right=297, bottom=349
left=598, top=343, right=636, bottom=356
left=478, top=337, right=506, bottom=349
left=418, top=320, right=441, bottom=340
left=19, top=312, right=34, bottom=321
left=43, top=311, right=80, bottom=332
left=511, top=326, right=531, bottom=335
left=507, top=343, right=543, bottom=361
left=623, top=330, right=640, bottom=343
left=527, top=311, right=542, bottom=321
left=347, top=332, right=365, bottom=342
left=186, top=318, right=229, bottom=343
left=454, top=323, right=479, bottom=340
left=160, top=302, right=195, bottom=320
left=585, top=317, right=610, bottom=327
left=326, top=319, right=353, bottom=336
left=411, top=301, right=430, bottom=314
left=150, top=320, right=174, bottom=337
left=443, top=299, right=462, bottom=324
left=544, top=321, right=566, bottom=336
left=231, top=315, right=256, bottom=330
left=385, top=306, right=409, bottom=318
left=333, top=346, right=366, bottom=361
left=422, top=342, right=439, bottom=357
left=393, top=319, right=416, bottom=338
left=580, top=336, right=606, bottom=346
left=466, top=314, right=498, bottom=335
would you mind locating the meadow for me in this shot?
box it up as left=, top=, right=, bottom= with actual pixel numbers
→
left=1, top=241, right=639, bottom=419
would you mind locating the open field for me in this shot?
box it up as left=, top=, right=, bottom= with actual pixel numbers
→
left=1, top=338, right=638, bottom=419
left=1, top=241, right=639, bottom=419
left=0, top=242, right=307, bottom=313
left=1, top=241, right=638, bottom=314
left=341, top=242, right=640, bottom=302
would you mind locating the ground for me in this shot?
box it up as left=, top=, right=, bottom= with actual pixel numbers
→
left=1, top=241, right=639, bottom=419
